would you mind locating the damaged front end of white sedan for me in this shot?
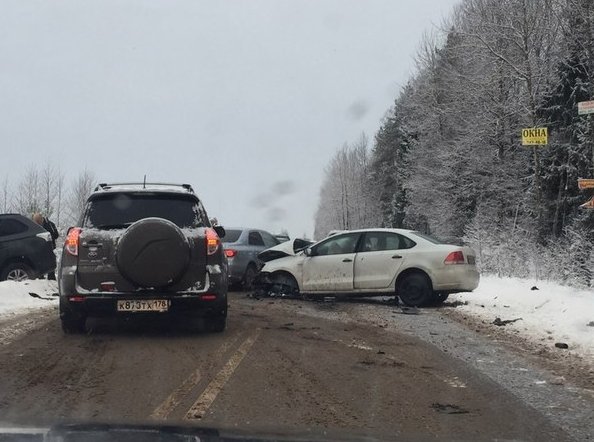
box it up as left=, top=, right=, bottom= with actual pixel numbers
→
left=253, top=239, right=312, bottom=299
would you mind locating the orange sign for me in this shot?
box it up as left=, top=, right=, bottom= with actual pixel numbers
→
left=578, top=178, right=594, bottom=190
left=580, top=197, right=594, bottom=209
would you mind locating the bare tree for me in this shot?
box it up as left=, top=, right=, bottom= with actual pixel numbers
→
left=14, top=166, right=41, bottom=216
left=55, top=169, right=65, bottom=228
left=0, top=176, right=10, bottom=213
left=314, top=135, right=381, bottom=239
left=67, top=169, right=97, bottom=225
left=40, top=163, right=57, bottom=218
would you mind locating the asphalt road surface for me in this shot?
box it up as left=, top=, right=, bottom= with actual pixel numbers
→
left=0, top=293, right=592, bottom=441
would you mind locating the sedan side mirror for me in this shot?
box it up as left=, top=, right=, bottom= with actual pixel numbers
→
left=214, top=225, right=226, bottom=239
left=304, top=247, right=313, bottom=257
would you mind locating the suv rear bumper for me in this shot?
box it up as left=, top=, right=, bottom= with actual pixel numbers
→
left=60, top=292, right=227, bottom=319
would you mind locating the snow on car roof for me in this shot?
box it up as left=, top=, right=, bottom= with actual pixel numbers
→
left=91, top=183, right=196, bottom=196
left=329, top=227, right=416, bottom=235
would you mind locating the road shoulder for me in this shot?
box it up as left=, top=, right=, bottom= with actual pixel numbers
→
left=247, top=295, right=594, bottom=441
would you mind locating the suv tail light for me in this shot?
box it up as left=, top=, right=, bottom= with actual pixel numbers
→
left=65, top=228, right=82, bottom=256
left=206, top=228, right=220, bottom=255
left=225, top=249, right=237, bottom=258
left=444, top=251, right=465, bottom=265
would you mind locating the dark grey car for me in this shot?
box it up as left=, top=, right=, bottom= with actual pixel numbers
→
left=0, top=214, right=56, bottom=281
left=58, top=183, right=228, bottom=333
left=222, top=228, right=280, bottom=289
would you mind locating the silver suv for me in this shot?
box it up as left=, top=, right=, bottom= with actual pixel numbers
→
left=58, top=183, right=228, bottom=333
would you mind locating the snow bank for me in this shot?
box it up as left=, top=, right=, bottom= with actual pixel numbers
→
left=449, top=276, right=594, bottom=359
left=0, top=279, right=59, bottom=319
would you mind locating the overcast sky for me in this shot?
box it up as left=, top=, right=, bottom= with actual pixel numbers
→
left=0, top=0, right=458, bottom=238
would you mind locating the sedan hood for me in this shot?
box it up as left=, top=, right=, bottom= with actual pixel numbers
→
left=258, top=238, right=312, bottom=262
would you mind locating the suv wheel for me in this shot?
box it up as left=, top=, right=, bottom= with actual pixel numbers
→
left=60, top=299, right=87, bottom=334
left=1, top=263, right=33, bottom=282
left=207, top=316, right=226, bottom=333
left=61, top=316, right=87, bottom=334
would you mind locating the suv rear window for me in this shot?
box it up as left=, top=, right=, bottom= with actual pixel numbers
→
left=84, top=193, right=207, bottom=229
left=0, top=218, right=29, bottom=237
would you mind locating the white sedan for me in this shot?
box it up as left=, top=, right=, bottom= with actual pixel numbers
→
left=256, top=228, right=480, bottom=307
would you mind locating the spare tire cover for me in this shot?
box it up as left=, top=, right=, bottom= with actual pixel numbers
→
left=116, top=217, right=190, bottom=288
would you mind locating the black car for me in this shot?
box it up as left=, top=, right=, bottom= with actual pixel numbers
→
left=0, top=214, right=56, bottom=281
left=58, top=182, right=228, bottom=334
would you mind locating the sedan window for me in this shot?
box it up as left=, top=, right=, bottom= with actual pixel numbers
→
left=260, top=231, right=280, bottom=248
left=411, top=231, right=443, bottom=244
left=248, top=231, right=265, bottom=246
left=314, top=233, right=360, bottom=256
left=360, top=232, right=416, bottom=252
left=222, top=229, right=242, bottom=243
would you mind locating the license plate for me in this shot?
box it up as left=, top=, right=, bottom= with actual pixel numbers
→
left=117, top=299, right=169, bottom=312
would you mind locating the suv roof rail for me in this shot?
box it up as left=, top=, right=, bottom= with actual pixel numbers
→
left=94, top=183, right=195, bottom=193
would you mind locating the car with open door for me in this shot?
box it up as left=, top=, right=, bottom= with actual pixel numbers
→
left=57, top=182, right=228, bottom=333
left=256, top=228, right=479, bottom=306
left=0, top=214, right=56, bottom=281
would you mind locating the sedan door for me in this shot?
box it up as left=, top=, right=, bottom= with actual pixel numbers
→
left=302, top=232, right=361, bottom=292
left=354, top=231, right=416, bottom=290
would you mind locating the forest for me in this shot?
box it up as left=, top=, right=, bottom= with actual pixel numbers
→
left=314, top=0, right=594, bottom=287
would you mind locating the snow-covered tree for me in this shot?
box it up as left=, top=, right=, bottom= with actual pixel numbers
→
left=314, top=135, right=381, bottom=239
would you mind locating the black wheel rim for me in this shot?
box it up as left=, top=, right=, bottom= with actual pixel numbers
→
left=401, top=280, right=426, bottom=304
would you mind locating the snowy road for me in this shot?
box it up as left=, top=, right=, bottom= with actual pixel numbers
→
left=0, top=293, right=592, bottom=441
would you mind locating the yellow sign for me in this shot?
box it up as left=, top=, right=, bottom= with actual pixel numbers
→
left=580, top=197, right=594, bottom=209
left=521, top=127, right=548, bottom=146
left=578, top=178, right=594, bottom=190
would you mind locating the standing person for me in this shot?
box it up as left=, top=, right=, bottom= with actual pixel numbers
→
left=33, top=213, right=59, bottom=280
left=32, top=213, right=59, bottom=248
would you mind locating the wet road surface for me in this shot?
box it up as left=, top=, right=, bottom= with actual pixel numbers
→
left=0, top=293, right=590, bottom=441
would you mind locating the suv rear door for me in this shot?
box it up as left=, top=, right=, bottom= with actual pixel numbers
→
left=75, top=192, right=210, bottom=293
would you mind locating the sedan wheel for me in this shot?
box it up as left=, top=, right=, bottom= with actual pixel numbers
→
left=398, top=273, right=432, bottom=307
left=271, top=273, right=300, bottom=298
left=242, top=265, right=257, bottom=291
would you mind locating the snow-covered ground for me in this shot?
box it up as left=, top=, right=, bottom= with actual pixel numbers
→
left=0, top=279, right=59, bottom=319
left=449, top=275, right=594, bottom=360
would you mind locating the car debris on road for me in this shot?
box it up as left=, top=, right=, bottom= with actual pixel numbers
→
left=492, top=317, right=522, bottom=326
